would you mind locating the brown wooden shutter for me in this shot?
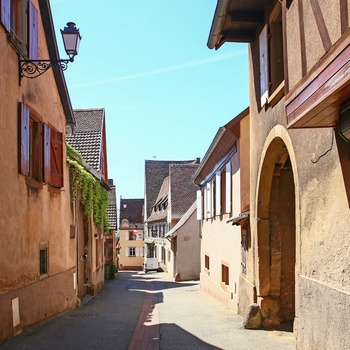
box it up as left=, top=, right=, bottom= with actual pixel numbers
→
left=19, top=103, right=30, bottom=176
left=28, top=1, right=38, bottom=60
left=50, top=128, right=63, bottom=188
left=1, top=0, right=10, bottom=32
left=43, top=123, right=50, bottom=183
left=259, top=24, right=269, bottom=107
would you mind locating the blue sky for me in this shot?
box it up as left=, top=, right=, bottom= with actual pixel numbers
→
left=50, top=0, right=249, bottom=199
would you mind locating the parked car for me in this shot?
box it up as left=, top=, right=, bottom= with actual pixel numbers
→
left=144, top=258, right=162, bottom=273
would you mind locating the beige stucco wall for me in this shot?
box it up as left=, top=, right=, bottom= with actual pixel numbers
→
left=0, top=0, right=77, bottom=342
left=168, top=210, right=200, bottom=281
left=119, top=229, right=145, bottom=269
left=247, top=1, right=350, bottom=342
left=200, top=150, right=242, bottom=314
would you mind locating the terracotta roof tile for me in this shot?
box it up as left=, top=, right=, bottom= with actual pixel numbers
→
left=107, top=181, right=117, bottom=230
left=66, top=108, right=104, bottom=171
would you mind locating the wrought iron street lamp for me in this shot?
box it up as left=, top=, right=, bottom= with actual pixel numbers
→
left=19, top=22, right=81, bottom=84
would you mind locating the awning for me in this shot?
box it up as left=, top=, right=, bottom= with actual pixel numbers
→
left=226, top=211, right=250, bottom=226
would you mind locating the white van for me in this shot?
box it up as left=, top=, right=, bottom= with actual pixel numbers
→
left=144, top=258, right=162, bottom=273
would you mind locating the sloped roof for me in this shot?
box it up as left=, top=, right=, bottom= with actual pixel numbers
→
left=170, top=164, right=200, bottom=220
left=194, top=107, right=249, bottom=186
left=107, top=179, right=117, bottom=230
left=166, top=201, right=197, bottom=238
left=66, top=108, right=105, bottom=171
left=38, top=1, right=75, bottom=125
left=120, top=198, right=144, bottom=227
left=146, top=176, right=169, bottom=223
left=207, top=0, right=272, bottom=49
left=144, top=159, right=199, bottom=219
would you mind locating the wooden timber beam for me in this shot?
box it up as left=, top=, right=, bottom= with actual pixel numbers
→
left=230, top=11, right=265, bottom=25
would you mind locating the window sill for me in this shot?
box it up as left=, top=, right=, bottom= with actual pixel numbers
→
left=25, top=178, right=43, bottom=189
left=267, top=81, right=285, bottom=107
left=7, top=31, right=27, bottom=59
left=220, top=282, right=230, bottom=291
left=48, top=186, right=61, bottom=195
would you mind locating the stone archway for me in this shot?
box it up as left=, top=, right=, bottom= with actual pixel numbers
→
left=256, top=137, right=296, bottom=329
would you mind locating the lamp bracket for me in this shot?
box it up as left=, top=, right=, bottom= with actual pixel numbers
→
left=18, top=55, right=74, bottom=85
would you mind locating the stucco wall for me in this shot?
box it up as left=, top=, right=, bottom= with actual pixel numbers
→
left=176, top=211, right=200, bottom=281
left=0, top=0, right=76, bottom=342
left=200, top=151, right=242, bottom=314
left=297, top=276, right=350, bottom=350
left=0, top=268, right=76, bottom=342
left=247, top=3, right=350, bottom=341
left=286, top=0, right=346, bottom=91
left=119, top=229, right=145, bottom=270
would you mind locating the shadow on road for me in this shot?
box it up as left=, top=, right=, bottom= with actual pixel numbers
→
left=160, top=323, right=223, bottom=349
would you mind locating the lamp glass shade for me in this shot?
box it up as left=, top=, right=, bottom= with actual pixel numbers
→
left=61, top=23, right=81, bottom=57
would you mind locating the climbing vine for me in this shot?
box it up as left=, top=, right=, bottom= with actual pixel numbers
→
left=66, top=143, right=109, bottom=233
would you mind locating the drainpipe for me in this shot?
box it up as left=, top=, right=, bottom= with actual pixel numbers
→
left=207, top=0, right=231, bottom=49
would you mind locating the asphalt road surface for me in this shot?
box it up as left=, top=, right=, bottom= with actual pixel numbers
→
left=0, top=271, right=295, bottom=350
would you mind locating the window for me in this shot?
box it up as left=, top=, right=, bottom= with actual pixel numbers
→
left=129, top=247, right=136, bottom=257
left=1, top=0, right=38, bottom=58
left=128, top=231, right=136, bottom=240
left=205, top=255, right=210, bottom=270
left=259, top=3, right=284, bottom=107
left=29, top=116, right=42, bottom=181
left=222, top=264, right=229, bottom=286
left=161, top=247, right=166, bottom=264
left=19, top=103, right=64, bottom=188
left=39, top=243, right=48, bottom=276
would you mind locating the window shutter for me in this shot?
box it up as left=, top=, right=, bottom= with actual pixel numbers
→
left=136, top=248, right=139, bottom=257
left=206, top=182, right=211, bottom=218
left=215, top=173, right=221, bottom=216
left=259, top=24, right=269, bottom=107
left=19, top=103, right=30, bottom=176
left=210, top=180, right=214, bottom=218
left=125, top=248, right=129, bottom=257
left=225, top=163, right=231, bottom=214
left=28, top=1, right=38, bottom=60
left=50, top=129, right=63, bottom=187
left=196, top=190, right=202, bottom=220
left=140, top=247, right=144, bottom=257
left=1, top=0, right=10, bottom=32
left=43, top=124, right=50, bottom=183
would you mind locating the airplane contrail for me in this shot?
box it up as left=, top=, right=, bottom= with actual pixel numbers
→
left=69, top=50, right=247, bottom=89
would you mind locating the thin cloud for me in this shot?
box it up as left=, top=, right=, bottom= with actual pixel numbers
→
left=70, top=50, right=247, bottom=89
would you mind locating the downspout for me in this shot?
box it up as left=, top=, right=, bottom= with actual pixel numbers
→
left=207, top=0, right=231, bottom=49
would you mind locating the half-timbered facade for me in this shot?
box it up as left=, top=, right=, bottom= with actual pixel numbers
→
left=208, top=1, right=350, bottom=349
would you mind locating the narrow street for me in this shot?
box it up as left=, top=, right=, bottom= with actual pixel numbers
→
left=0, top=271, right=295, bottom=350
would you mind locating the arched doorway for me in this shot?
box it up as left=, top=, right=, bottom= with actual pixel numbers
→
left=257, top=137, right=295, bottom=329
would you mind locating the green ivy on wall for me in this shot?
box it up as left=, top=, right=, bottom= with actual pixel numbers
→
left=66, top=143, right=109, bottom=233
